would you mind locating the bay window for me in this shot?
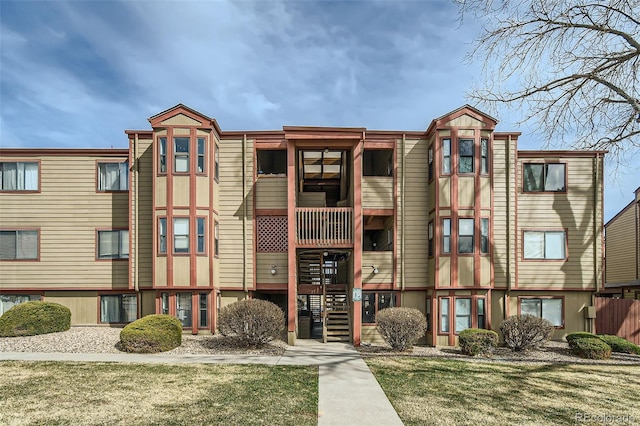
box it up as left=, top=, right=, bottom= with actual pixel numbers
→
left=440, top=298, right=450, bottom=333
left=458, top=218, right=474, bottom=253
left=0, top=162, right=39, bottom=191
left=442, top=139, right=451, bottom=174
left=442, top=219, right=451, bottom=254
left=480, top=139, right=489, bottom=174
left=197, top=217, right=206, bottom=254
left=480, top=218, right=489, bottom=254
left=197, top=137, right=206, bottom=173
left=159, top=218, right=167, bottom=253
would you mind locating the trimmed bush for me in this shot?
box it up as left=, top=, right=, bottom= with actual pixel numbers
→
left=119, top=314, right=182, bottom=353
left=376, top=307, right=427, bottom=352
left=565, top=332, right=597, bottom=346
left=459, top=328, right=499, bottom=356
left=500, top=314, right=555, bottom=351
left=597, top=335, right=640, bottom=355
left=0, top=301, right=71, bottom=337
left=218, top=299, right=284, bottom=347
left=571, top=337, right=612, bottom=360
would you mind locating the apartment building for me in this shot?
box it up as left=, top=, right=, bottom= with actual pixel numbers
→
left=603, top=187, right=640, bottom=299
left=0, top=104, right=605, bottom=346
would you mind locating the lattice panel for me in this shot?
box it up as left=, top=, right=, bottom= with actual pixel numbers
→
left=257, top=216, right=288, bottom=252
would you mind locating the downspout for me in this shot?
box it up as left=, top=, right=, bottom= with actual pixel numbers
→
left=134, top=133, right=139, bottom=292
left=242, top=134, right=248, bottom=293
left=401, top=133, right=406, bottom=291
left=504, top=135, right=511, bottom=320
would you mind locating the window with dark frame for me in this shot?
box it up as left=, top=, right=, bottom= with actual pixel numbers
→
left=197, top=217, right=205, bottom=254
left=257, top=150, right=287, bottom=175
left=458, top=218, right=474, bottom=254
left=97, top=230, right=129, bottom=259
left=523, top=163, right=566, bottom=192
left=458, top=139, right=474, bottom=173
left=199, top=293, right=208, bottom=328
left=159, top=137, right=167, bottom=173
left=442, top=219, right=451, bottom=254
left=442, top=139, right=451, bottom=174
left=0, top=162, right=39, bottom=191
left=477, top=298, right=486, bottom=329
left=0, top=230, right=38, bottom=260
left=481, top=139, right=489, bottom=174
left=159, top=218, right=167, bottom=254
left=440, top=298, right=450, bottom=333
left=173, top=218, right=189, bottom=254
left=197, top=138, right=206, bottom=173
left=361, top=292, right=397, bottom=324
left=520, top=298, right=563, bottom=327
left=174, top=137, right=190, bottom=173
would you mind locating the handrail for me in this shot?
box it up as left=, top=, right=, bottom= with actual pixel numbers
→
left=295, top=207, right=353, bottom=245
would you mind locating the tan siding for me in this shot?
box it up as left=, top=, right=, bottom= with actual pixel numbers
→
left=196, top=176, right=209, bottom=207
left=173, top=176, right=190, bottom=206
left=399, top=138, right=429, bottom=288
left=155, top=177, right=167, bottom=207
left=173, top=257, right=190, bottom=286
left=44, top=291, right=98, bottom=325
left=458, top=177, right=475, bottom=207
left=155, top=257, right=167, bottom=287
left=362, top=176, right=393, bottom=210
left=140, top=290, right=156, bottom=317
left=605, top=205, right=637, bottom=284
left=362, top=325, right=385, bottom=344
left=255, top=177, right=287, bottom=209
left=256, top=253, right=288, bottom=283
left=160, top=114, right=201, bottom=126
left=481, top=256, right=491, bottom=286
left=173, top=128, right=190, bottom=136
left=0, top=155, right=129, bottom=290
left=480, top=177, right=491, bottom=208
left=458, top=256, right=474, bottom=286
left=445, top=114, right=486, bottom=128
left=492, top=138, right=517, bottom=289
left=362, top=252, right=393, bottom=284
left=196, top=256, right=209, bottom=286
left=516, top=156, right=601, bottom=290
left=219, top=138, right=254, bottom=288
left=131, top=138, right=154, bottom=289
left=439, top=257, right=451, bottom=287
left=438, top=178, right=451, bottom=207
left=220, top=291, right=247, bottom=308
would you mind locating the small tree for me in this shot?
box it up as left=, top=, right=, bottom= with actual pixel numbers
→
left=459, top=328, right=499, bottom=356
left=376, top=307, right=427, bottom=351
left=500, top=314, right=555, bottom=351
left=218, top=299, right=284, bottom=347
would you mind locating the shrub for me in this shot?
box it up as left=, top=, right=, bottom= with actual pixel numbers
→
left=0, top=301, right=71, bottom=337
left=376, top=307, right=427, bottom=352
left=218, top=299, right=284, bottom=347
left=459, top=328, right=499, bottom=356
left=565, top=332, right=597, bottom=346
left=571, top=337, right=612, bottom=360
left=597, top=335, right=640, bottom=355
left=500, top=314, right=555, bottom=351
left=119, top=314, right=182, bottom=353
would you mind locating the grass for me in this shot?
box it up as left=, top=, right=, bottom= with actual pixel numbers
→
left=366, top=357, right=640, bottom=426
left=0, top=361, right=318, bottom=426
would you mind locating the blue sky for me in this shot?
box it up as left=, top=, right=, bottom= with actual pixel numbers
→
left=0, top=0, right=637, bottom=221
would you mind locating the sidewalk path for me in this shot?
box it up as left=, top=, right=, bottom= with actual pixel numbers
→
left=0, top=339, right=404, bottom=426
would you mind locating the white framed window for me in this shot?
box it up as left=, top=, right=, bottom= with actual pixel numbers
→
left=174, top=137, right=190, bottom=173
left=442, top=219, right=451, bottom=254
left=523, top=163, right=566, bottom=192
left=97, top=230, right=129, bottom=259
left=0, top=162, right=39, bottom=191
left=173, top=218, right=189, bottom=254
left=100, top=294, right=137, bottom=323
left=520, top=298, right=563, bottom=327
left=523, top=230, right=566, bottom=260
left=458, top=218, right=474, bottom=254
left=98, top=162, right=129, bottom=191
left=0, top=230, right=38, bottom=260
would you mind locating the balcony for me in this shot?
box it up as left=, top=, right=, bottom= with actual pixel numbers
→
left=295, top=207, right=353, bottom=247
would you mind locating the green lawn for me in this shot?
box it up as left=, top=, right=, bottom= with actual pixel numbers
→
left=0, top=361, right=318, bottom=426
left=366, top=357, right=640, bottom=426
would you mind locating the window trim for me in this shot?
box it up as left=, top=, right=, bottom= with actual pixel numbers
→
left=438, top=296, right=488, bottom=336
left=518, top=296, right=565, bottom=328
left=0, top=160, right=41, bottom=193
left=158, top=137, right=167, bottom=175
left=173, top=136, right=190, bottom=174
left=442, top=218, right=451, bottom=255
left=458, top=218, right=475, bottom=254
left=441, top=138, right=451, bottom=175
left=98, top=293, right=138, bottom=324
left=96, top=160, right=129, bottom=192
left=522, top=229, right=568, bottom=261
left=158, top=217, right=167, bottom=255
left=96, top=229, right=129, bottom=260
left=522, top=162, right=567, bottom=193
left=196, top=216, right=207, bottom=255
left=196, top=137, right=207, bottom=176
left=173, top=217, right=190, bottom=255
left=457, top=138, right=475, bottom=175
left=0, top=229, right=40, bottom=261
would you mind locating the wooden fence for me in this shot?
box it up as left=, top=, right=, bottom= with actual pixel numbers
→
left=595, top=297, right=640, bottom=344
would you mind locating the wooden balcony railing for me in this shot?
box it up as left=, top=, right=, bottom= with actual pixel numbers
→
left=295, top=207, right=353, bottom=246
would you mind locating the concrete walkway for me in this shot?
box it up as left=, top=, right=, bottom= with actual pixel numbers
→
left=0, top=340, right=403, bottom=426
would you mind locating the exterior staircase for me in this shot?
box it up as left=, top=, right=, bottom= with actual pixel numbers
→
left=324, top=286, right=350, bottom=343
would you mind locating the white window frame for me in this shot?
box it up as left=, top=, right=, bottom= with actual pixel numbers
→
left=0, top=162, right=39, bottom=191
left=98, top=162, right=129, bottom=191
left=523, top=230, right=567, bottom=260
left=173, top=218, right=190, bottom=254
left=174, top=137, right=190, bottom=173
